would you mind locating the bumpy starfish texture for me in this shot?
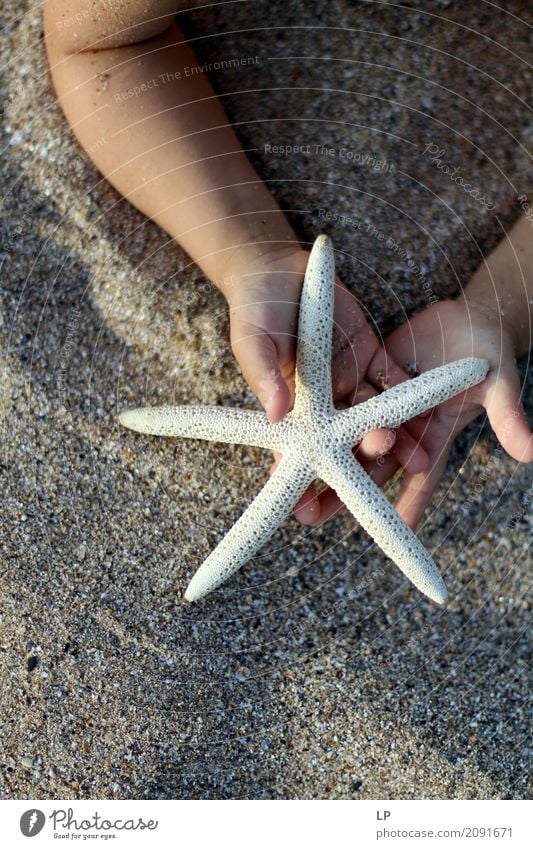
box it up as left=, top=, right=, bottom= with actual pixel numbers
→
left=119, top=235, right=489, bottom=605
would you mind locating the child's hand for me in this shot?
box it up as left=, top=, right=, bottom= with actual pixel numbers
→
left=223, top=246, right=430, bottom=524
left=382, top=297, right=533, bottom=528
left=307, top=295, right=533, bottom=530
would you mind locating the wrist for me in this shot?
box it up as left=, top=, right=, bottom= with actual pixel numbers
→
left=216, top=234, right=303, bottom=305
left=174, top=180, right=299, bottom=294
left=185, top=222, right=299, bottom=298
left=219, top=238, right=300, bottom=289
left=461, top=217, right=533, bottom=358
left=461, top=284, right=530, bottom=358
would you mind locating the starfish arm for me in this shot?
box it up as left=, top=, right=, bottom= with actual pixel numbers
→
left=316, top=446, right=448, bottom=604
left=293, top=234, right=336, bottom=417
left=119, top=405, right=288, bottom=450
left=334, top=357, right=490, bottom=443
left=184, top=453, right=315, bottom=602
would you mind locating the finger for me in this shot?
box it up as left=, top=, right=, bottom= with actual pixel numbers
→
left=311, top=485, right=344, bottom=524
left=231, top=325, right=292, bottom=424
left=358, top=427, right=397, bottom=460
left=390, top=425, right=430, bottom=474
left=355, top=449, right=402, bottom=486
left=344, top=379, right=378, bottom=407
left=357, top=425, right=429, bottom=473
left=293, top=482, right=321, bottom=524
left=366, top=346, right=413, bottom=391
left=482, top=366, right=533, bottom=462
left=393, top=442, right=453, bottom=530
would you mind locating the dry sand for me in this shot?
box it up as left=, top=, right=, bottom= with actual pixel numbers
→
left=0, top=1, right=531, bottom=799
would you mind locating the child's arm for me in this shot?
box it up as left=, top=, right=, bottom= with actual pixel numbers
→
left=44, top=1, right=296, bottom=292
left=312, top=215, right=533, bottom=528
left=44, top=0, right=430, bottom=523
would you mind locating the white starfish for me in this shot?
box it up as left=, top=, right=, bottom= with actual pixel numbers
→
left=119, top=235, right=489, bottom=605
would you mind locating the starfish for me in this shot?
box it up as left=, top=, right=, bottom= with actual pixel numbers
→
left=119, top=235, right=489, bottom=605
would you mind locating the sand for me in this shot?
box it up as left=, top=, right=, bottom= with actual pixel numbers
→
left=0, top=0, right=531, bottom=799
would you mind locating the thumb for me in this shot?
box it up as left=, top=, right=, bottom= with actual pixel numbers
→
left=231, top=323, right=292, bottom=423
left=483, top=365, right=533, bottom=462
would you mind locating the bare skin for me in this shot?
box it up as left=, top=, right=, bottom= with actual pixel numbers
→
left=44, top=1, right=532, bottom=529
left=314, top=216, right=533, bottom=527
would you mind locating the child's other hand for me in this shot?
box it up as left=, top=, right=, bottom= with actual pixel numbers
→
left=222, top=246, right=430, bottom=524
left=296, top=296, right=532, bottom=531
left=380, top=297, right=533, bottom=529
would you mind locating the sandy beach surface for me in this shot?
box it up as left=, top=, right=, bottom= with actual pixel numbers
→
left=0, top=1, right=531, bottom=799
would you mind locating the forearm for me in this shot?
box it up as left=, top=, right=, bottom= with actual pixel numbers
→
left=461, top=215, right=533, bottom=357
left=44, top=2, right=297, bottom=290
